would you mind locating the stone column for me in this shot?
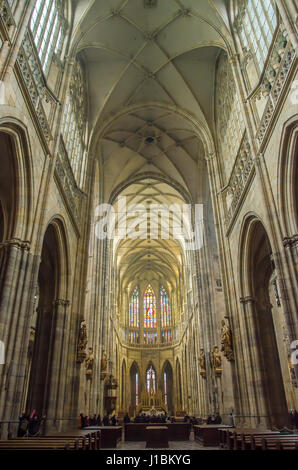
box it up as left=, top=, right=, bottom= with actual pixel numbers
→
left=239, top=296, right=268, bottom=428
left=0, top=238, right=38, bottom=437
left=45, top=299, right=70, bottom=433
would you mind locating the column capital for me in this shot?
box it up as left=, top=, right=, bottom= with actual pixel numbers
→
left=205, top=152, right=216, bottom=162
left=240, top=296, right=256, bottom=304
left=228, top=53, right=240, bottom=66
left=53, top=299, right=70, bottom=307
left=0, top=238, right=30, bottom=251
left=283, top=234, right=298, bottom=248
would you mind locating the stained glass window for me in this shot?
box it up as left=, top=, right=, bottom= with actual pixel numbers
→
left=144, top=284, right=157, bottom=328
left=136, top=372, right=139, bottom=406
left=146, top=366, right=156, bottom=393
left=144, top=332, right=157, bottom=344
left=160, top=286, right=171, bottom=327
left=129, top=331, right=139, bottom=344
left=161, top=330, right=172, bottom=343
left=164, top=371, right=167, bottom=405
left=129, top=286, right=140, bottom=327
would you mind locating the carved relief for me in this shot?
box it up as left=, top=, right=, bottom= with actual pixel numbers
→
left=17, top=30, right=52, bottom=142
left=199, top=348, right=206, bottom=378
left=220, top=320, right=234, bottom=361
left=100, top=351, right=108, bottom=380
left=77, top=320, right=87, bottom=363
left=0, top=0, right=15, bottom=30
left=224, top=133, right=254, bottom=229
left=256, top=26, right=295, bottom=146
left=211, top=346, right=222, bottom=377
left=85, top=347, right=94, bottom=380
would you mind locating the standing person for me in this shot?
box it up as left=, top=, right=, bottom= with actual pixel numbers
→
left=229, top=411, right=235, bottom=427
left=18, top=413, right=29, bottom=437
left=96, top=414, right=102, bottom=426
left=123, top=413, right=130, bottom=424
left=103, top=414, right=110, bottom=426
left=79, top=413, right=84, bottom=428
left=111, top=415, right=117, bottom=426
left=290, top=409, right=298, bottom=429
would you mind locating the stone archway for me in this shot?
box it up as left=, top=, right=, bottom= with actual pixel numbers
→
left=129, top=361, right=140, bottom=416
left=162, top=360, right=174, bottom=414
left=176, top=358, right=183, bottom=411
left=240, top=218, right=289, bottom=427
left=121, top=359, right=127, bottom=411
left=25, top=220, right=69, bottom=430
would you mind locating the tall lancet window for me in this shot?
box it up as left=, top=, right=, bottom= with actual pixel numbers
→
left=144, top=284, right=156, bottom=328
left=160, top=286, right=171, bottom=327
left=129, top=287, right=140, bottom=327
left=235, top=0, right=277, bottom=71
left=30, top=0, right=66, bottom=72
left=146, top=366, right=156, bottom=393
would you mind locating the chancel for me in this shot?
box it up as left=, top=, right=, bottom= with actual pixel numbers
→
left=0, top=0, right=297, bottom=452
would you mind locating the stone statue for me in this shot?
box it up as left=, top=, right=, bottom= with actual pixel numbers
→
left=211, top=346, right=222, bottom=376
left=77, top=320, right=87, bottom=362
left=199, top=348, right=206, bottom=377
left=221, top=319, right=234, bottom=361
left=85, top=347, right=94, bottom=378
left=101, top=351, right=107, bottom=372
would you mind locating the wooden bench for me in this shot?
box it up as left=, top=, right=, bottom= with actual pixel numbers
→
left=219, top=427, right=235, bottom=448
left=0, top=439, right=75, bottom=450
left=0, top=432, right=100, bottom=451
left=46, top=431, right=101, bottom=450
left=95, top=426, right=122, bottom=448
left=261, top=435, right=298, bottom=451
left=194, top=425, right=232, bottom=447
left=233, top=429, right=280, bottom=450
left=225, top=428, right=278, bottom=450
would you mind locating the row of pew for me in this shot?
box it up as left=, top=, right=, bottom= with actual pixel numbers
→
left=0, top=431, right=101, bottom=451
left=218, top=428, right=298, bottom=450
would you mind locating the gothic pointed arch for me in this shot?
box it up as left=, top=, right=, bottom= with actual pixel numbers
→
left=24, top=218, right=70, bottom=425
left=238, top=215, right=289, bottom=427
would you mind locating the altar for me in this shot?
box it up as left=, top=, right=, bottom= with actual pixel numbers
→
left=137, top=389, right=166, bottom=414
left=136, top=365, right=167, bottom=414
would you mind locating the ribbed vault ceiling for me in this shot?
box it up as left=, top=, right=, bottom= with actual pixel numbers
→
left=71, top=0, right=231, bottom=294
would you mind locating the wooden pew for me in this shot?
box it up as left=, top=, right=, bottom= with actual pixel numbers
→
left=276, top=440, right=298, bottom=450
left=96, top=426, right=122, bottom=448
left=261, top=435, right=298, bottom=451
left=239, top=431, right=280, bottom=450
left=0, top=439, right=73, bottom=450
left=194, top=425, right=232, bottom=447
left=225, top=428, right=278, bottom=450
left=46, top=431, right=101, bottom=450
left=0, top=432, right=100, bottom=451
left=219, top=427, right=235, bottom=448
